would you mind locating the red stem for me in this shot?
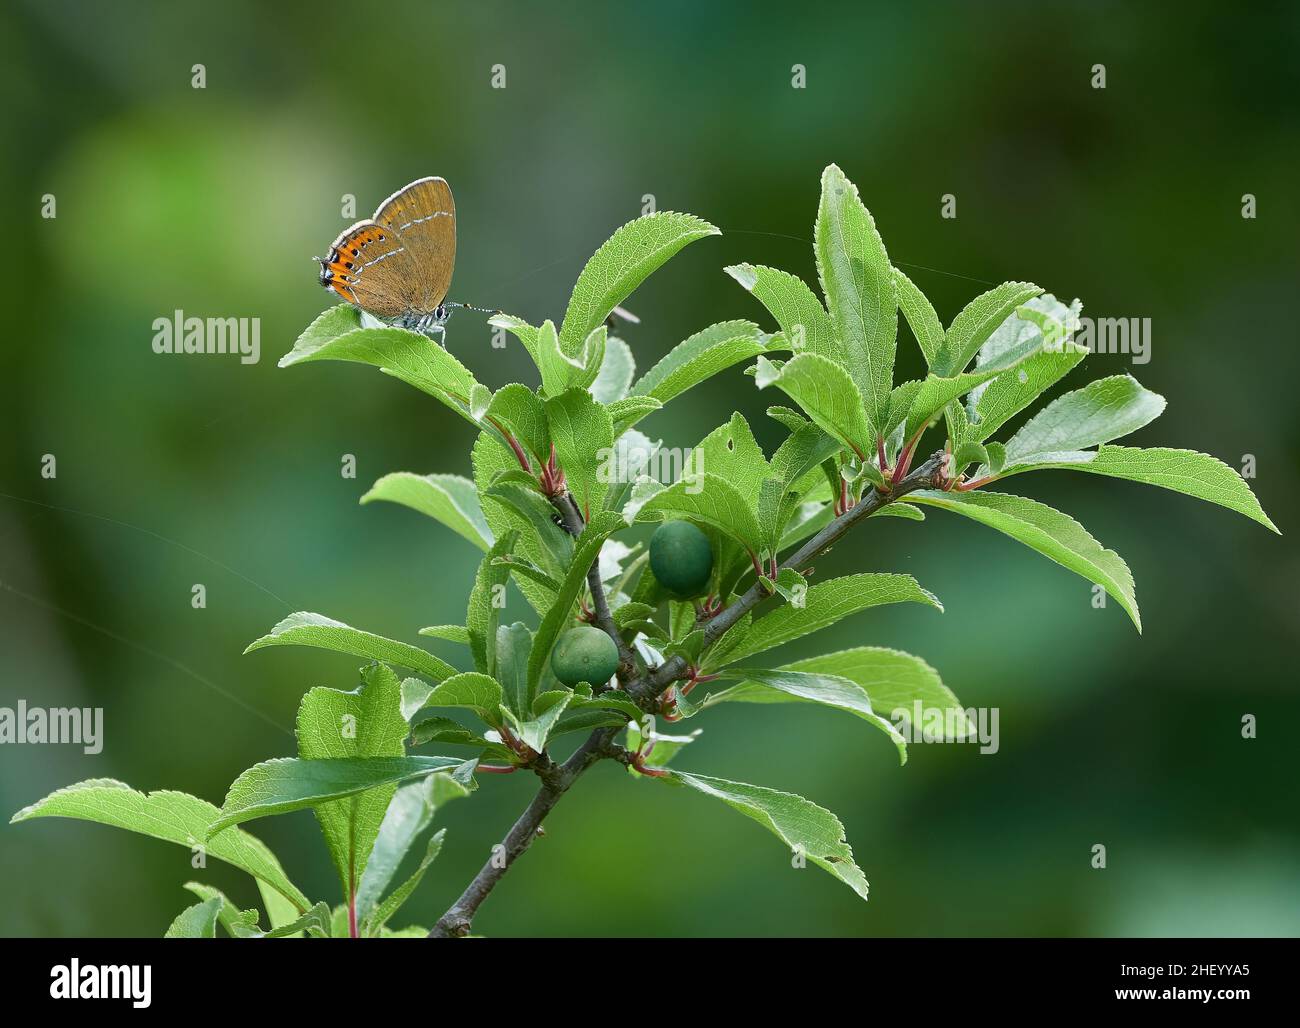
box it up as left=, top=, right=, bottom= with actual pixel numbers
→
left=487, top=417, right=532, bottom=472
left=347, top=890, right=359, bottom=939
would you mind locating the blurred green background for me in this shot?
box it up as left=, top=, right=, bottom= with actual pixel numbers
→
left=2, top=0, right=1297, bottom=937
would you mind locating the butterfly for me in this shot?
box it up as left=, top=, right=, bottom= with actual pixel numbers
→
left=317, top=176, right=495, bottom=342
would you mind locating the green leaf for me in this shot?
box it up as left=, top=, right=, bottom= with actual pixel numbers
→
left=814, top=164, right=897, bottom=437
left=501, top=690, right=573, bottom=753
left=754, top=353, right=873, bottom=460
left=281, top=306, right=481, bottom=424
left=245, top=612, right=456, bottom=683
left=419, top=672, right=505, bottom=726
left=261, top=902, right=333, bottom=939
left=418, top=624, right=471, bottom=645
left=363, top=829, right=445, bottom=937
left=210, top=755, right=466, bottom=836
left=624, top=723, right=700, bottom=772
left=685, top=413, right=771, bottom=507
left=495, top=621, right=535, bottom=716
left=10, top=780, right=309, bottom=912
left=491, top=316, right=590, bottom=398
left=709, top=645, right=971, bottom=738
left=911, top=489, right=1140, bottom=630
left=984, top=445, right=1278, bottom=533
left=706, top=573, right=941, bottom=669
left=527, top=511, right=627, bottom=695
left=706, top=668, right=908, bottom=763
left=662, top=770, right=870, bottom=902
left=634, top=473, right=764, bottom=557
left=492, top=554, right=561, bottom=594
left=184, top=883, right=331, bottom=938
left=896, top=320, right=1052, bottom=440
left=484, top=480, right=573, bottom=579
left=560, top=211, right=719, bottom=353
left=165, top=897, right=222, bottom=938
left=892, top=267, right=944, bottom=366
left=1001, top=375, right=1166, bottom=465
left=482, top=383, right=551, bottom=465
left=964, top=295, right=1086, bottom=441
left=546, top=387, right=615, bottom=515
left=934, top=281, right=1043, bottom=377
left=725, top=264, right=835, bottom=360
left=361, top=472, right=493, bottom=551
left=409, top=715, right=502, bottom=753
left=589, top=335, right=637, bottom=404
left=357, top=770, right=467, bottom=923
left=182, top=883, right=262, bottom=938
left=258, top=879, right=305, bottom=935
left=630, top=320, right=767, bottom=406
left=761, top=423, right=845, bottom=550
left=466, top=530, right=519, bottom=676
left=605, top=395, right=663, bottom=437
left=294, top=663, right=410, bottom=901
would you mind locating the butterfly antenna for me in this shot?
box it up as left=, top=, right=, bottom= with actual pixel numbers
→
left=446, top=301, right=502, bottom=316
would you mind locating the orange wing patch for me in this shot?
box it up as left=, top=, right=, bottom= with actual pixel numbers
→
left=318, top=220, right=405, bottom=314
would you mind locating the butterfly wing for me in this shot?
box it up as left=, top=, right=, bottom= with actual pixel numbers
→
left=373, top=176, right=456, bottom=313
left=319, top=218, right=417, bottom=318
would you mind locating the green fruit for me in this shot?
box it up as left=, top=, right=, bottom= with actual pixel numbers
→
left=550, top=625, right=620, bottom=687
left=649, top=519, right=713, bottom=598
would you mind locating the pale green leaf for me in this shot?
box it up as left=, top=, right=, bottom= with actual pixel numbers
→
left=934, top=281, right=1043, bottom=377
left=361, top=472, right=493, bottom=551
left=683, top=413, right=771, bottom=508
left=964, top=294, right=1085, bottom=440
left=363, top=829, right=445, bottom=937
left=356, top=773, right=465, bottom=922
left=589, top=335, right=636, bottom=403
